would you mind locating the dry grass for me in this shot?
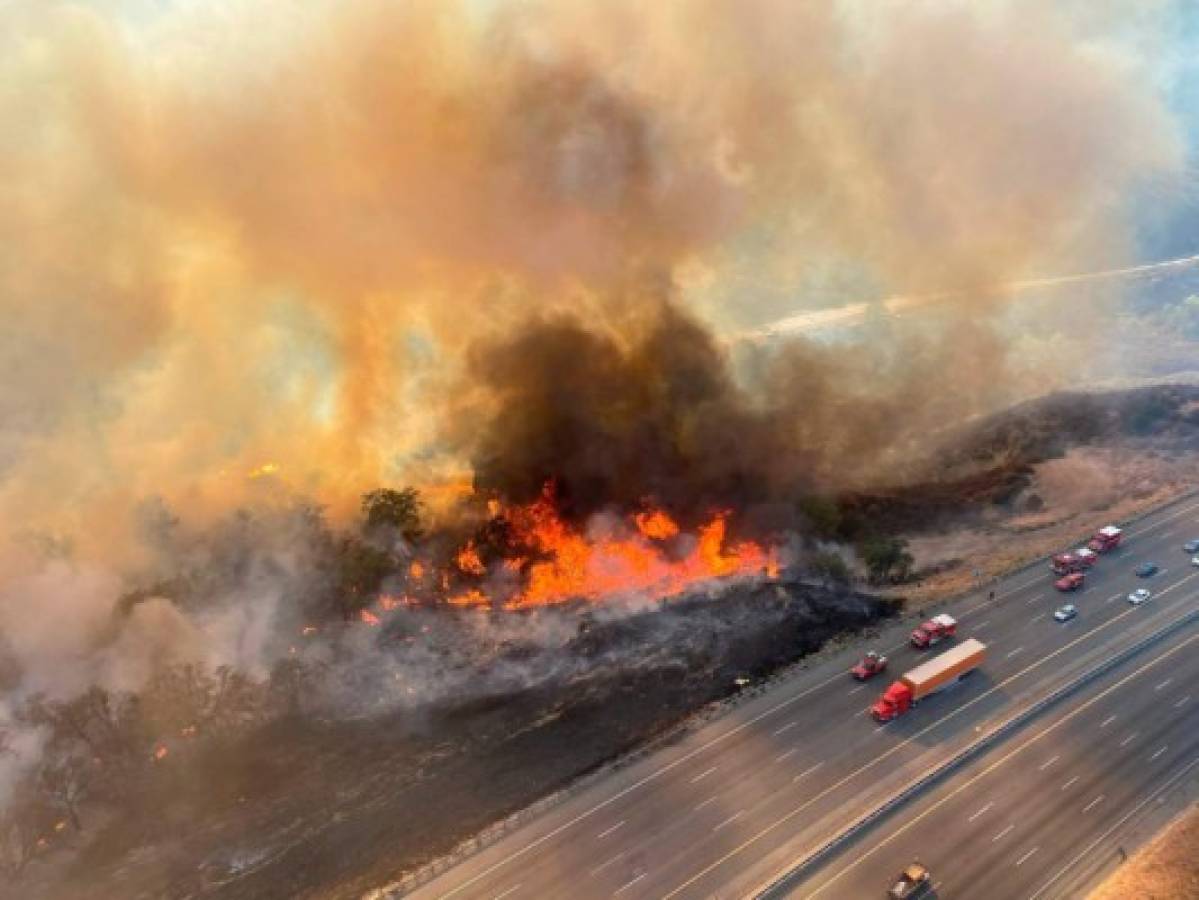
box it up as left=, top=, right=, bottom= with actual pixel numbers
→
left=890, top=443, right=1199, bottom=609
left=1089, top=802, right=1199, bottom=900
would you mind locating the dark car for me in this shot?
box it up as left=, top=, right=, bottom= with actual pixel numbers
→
left=887, top=862, right=932, bottom=899
left=1135, top=562, right=1160, bottom=577
left=1184, top=540, right=1199, bottom=553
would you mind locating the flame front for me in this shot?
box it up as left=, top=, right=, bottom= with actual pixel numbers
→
left=494, top=487, right=774, bottom=610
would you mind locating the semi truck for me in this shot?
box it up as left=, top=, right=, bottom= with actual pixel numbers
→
left=1088, top=525, right=1123, bottom=553
left=871, top=639, right=987, bottom=722
left=910, top=613, right=956, bottom=649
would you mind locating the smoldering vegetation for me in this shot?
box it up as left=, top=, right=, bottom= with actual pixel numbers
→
left=0, top=498, right=891, bottom=898
left=0, top=0, right=1193, bottom=896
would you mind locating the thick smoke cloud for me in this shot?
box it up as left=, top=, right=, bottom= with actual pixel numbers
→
left=0, top=0, right=1186, bottom=805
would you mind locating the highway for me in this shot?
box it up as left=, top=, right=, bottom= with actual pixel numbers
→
left=785, top=616, right=1199, bottom=899
left=400, top=495, right=1199, bottom=900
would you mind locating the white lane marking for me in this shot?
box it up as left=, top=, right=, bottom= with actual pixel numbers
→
left=1038, top=755, right=1059, bottom=771
left=1016, top=847, right=1040, bottom=867
left=596, top=820, right=625, bottom=840
left=1151, top=745, right=1168, bottom=761
left=993, top=824, right=1014, bottom=842
left=974, top=619, right=991, bottom=629
left=968, top=801, right=993, bottom=822
left=848, top=685, right=866, bottom=696
left=713, top=811, right=743, bottom=831
left=1119, top=732, right=1138, bottom=748
left=792, top=762, right=824, bottom=783
left=793, top=609, right=1199, bottom=900
left=589, top=852, right=625, bottom=876
left=1176, top=695, right=1191, bottom=708
left=1128, top=498, right=1199, bottom=538
left=1061, top=776, right=1080, bottom=791
left=614, top=872, right=646, bottom=895
left=1029, top=615, right=1043, bottom=624
left=1155, top=678, right=1173, bottom=691
left=1006, top=646, right=1025, bottom=659
left=1105, top=593, right=1121, bottom=605
left=667, top=585, right=1199, bottom=900
left=1030, top=755, right=1199, bottom=900
left=1082, top=795, right=1105, bottom=813
left=1026, top=595, right=1043, bottom=606
left=694, top=795, right=719, bottom=811
left=494, top=885, right=522, bottom=900
left=773, top=721, right=798, bottom=735
left=1100, top=715, right=1117, bottom=728
left=690, top=766, right=717, bottom=784
left=774, top=749, right=797, bottom=763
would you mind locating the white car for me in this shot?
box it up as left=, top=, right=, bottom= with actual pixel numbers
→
left=1192, top=555, right=1199, bottom=567
left=1128, top=588, right=1152, bottom=606
left=1053, top=604, right=1078, bottom=622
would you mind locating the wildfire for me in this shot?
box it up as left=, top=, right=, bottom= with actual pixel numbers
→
left=455, top=540, right=486, bottom=576
left=491, top=486, right=775, bottom=610
left=635, top=509, right=680, bottom=540
left=360, top=609, right=381, bottom=626
left=409, top=561, right=425, bottom=580
left=153, top=745, right=168, bottom=761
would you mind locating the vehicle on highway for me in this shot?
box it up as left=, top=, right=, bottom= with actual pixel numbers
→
left=1135, top=562, right=1159, bottom=577
left=1088, top=524, right=1123, bottom=553
left=1128, top=588, right=1152, bottom=606
left=1051, top=552, right=1083, bottom=575
left=886, top=861, right=932, bottom=898
left=850, top=651, right=888, bottom=680
left=872, top=639, right=987, bottom=722
left=910, top=613, right=956, bottom=648
left=1053, top=603, right=1078, bottom=622
left=1192, top=555, right=1199, bottom=567
left=1054, top=571, right=1085, bottom=592
left=1184, top=539, right=1199, bottom=553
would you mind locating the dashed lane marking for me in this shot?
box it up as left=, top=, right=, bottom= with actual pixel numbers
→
left=968, top=801, right=993, bottom=822
left=596, top=821, right=625, bottom=840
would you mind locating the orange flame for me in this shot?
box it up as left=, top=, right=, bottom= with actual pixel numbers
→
left=360, top=609, right=381, bottom=626
left=455, top=540, right=486, bottom=576
left=465, top=486, right=775, bottom=610
left=446, top=589, right=489, bottom=608
left=153, top=745, right=168, bottom=761
left=635, top=509, right=680, bottom=540
left=409, top=561, right=425, bottom=580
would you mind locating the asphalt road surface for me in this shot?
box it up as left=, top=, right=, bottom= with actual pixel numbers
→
left=403, top=495, right=1199, bottom=900
left=786, top=612, right=1199, bottom=899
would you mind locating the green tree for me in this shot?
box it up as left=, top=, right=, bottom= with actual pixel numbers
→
left=334, top=536, right=393, bottom=619
left=857, top=536, right=914, bottom=584
left=798, top=496, right=842, bottom=542
left=361, top=488, right=424, bottom=542
left=807, top=550, right=850, bottom=587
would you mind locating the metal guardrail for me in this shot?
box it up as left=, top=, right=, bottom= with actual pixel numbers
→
left=756, top=602, right=1199, bottom=899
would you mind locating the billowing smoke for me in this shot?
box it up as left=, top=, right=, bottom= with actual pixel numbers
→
left=0, top=0, right=1187, bottom=843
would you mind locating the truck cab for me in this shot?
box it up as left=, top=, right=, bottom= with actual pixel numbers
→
left=1050, top=552, right=1080, bottom=575
left=911, top=614, right=956, bottom=649
left=871, top=681, right=913, bottom=722
left=1088, top=525, right=1123, bottom=553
